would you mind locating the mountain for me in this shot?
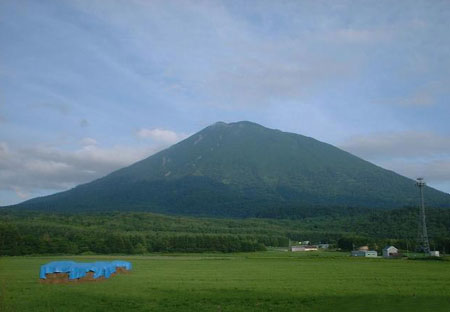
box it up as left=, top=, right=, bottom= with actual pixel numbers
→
left=9, top=121, right=450, bottom=217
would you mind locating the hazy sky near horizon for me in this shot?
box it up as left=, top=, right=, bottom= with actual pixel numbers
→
left=1, top=0, right=450, bottom=205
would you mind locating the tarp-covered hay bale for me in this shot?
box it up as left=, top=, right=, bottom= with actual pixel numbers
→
left=41, top=272, right=70, bottom=284
left=39, top=260, right=132, bottom=284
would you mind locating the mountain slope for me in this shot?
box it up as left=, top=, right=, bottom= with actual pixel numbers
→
left=11, top=121, right=450, bottom=217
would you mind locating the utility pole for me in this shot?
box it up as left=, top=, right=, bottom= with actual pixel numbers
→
left=416, top=178, right=430, bottom=254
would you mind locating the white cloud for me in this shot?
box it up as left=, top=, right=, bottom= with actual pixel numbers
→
left=66, top=0, right=367, bottom=108
left=80, top=137, right=97, bottom=146
left=380, top=81, right=449, bottom=107
left=30, top=101, right=71, bottom=115
left=137, top=128, right=187, bottom=144
left=328, top=28, right=393, bottom=44
left=339, top=131, right=450, bottom=193
left=0, top=142, right=9, bottom=158
left=377, top=159, right=450, bottom=184
left=0, top=125, right=187, bottom=203
left=339, top=131, right=450, bottom=160
left=24, top=159, right=71, bottom=176
left=0, top=141, right=162, bottom=200
left=12, top=186, right=30, bottom=199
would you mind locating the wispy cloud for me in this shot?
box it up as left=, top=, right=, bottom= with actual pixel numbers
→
left=0, top=140, right=159, bottom=200
left=29, top=101, right=71, bottom=115
left=64, top=0, right=370, bottom=108
left=378, top=159, right=450, bottom=184
left=340, top=131, right=450, bottom=159
left=0, top=123, right=186, bottom=201
left=136, top=128, right=188, bottom=145
left=377, top=81, right=449, bottom=107
left=80, top=137, right=97, bottom=146
left=339, top=131, right=450, bottom=192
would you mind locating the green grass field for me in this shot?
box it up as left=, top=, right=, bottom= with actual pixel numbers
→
left=1, top=251, right=449, bottom=311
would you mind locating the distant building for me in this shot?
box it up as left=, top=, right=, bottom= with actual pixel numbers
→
left=382, top=246, right=399, bottom=258
left=318, top=244, right=329, bottom=249
left=291, top=245, right=318, bottom=252
left=351, top=250, right=378, bottom=257
left=358, top=246, right=369, bottom=251
left=429, top=251, right=440, bottom=257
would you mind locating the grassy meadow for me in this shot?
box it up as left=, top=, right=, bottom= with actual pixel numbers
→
left=1, top=251, right=449, bottom=312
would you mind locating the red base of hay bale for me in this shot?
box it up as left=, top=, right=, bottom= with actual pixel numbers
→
left=40, top=272, right=69, bottom=284
left=75, top=271, right=107, bottom=282
left=115, top=267, right=129, bottom=274
left=40, top=271, right=107, bottom=284
left=40, top=267, right=129, bottom=284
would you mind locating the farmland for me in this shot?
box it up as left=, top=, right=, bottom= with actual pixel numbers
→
left=1, top=251, right=449, bottom=311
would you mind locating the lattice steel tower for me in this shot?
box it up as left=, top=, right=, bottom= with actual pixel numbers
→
left=416, top=178, right=430, bottom=254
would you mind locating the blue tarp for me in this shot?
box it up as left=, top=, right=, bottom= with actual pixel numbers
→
left=39, top=261, right=76, bottom=279
left=111, top=260, right=132, bottom=271
left=39, top=260, right=132, bottom=280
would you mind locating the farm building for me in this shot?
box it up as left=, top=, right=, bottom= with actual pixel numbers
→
left=429, top=251, right=440, bottom=257
left=290, top=245, right=318, bottom=252
left=351, top=250, right=378, bottom=257
left=382, top=246, right=399, bottom=258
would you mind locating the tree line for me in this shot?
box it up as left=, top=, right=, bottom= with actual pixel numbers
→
left=1, top=207, right=449, bottom=255
left=0, top=223, right=278, bottom=255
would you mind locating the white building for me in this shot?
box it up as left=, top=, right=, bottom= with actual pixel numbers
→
left=290, top=245, right=318, bottom=252
left=429, top=251, right=440, bottom=257
left=382, top=246, right=399, bottom=258
left=351, top=250, right=378, bottom=257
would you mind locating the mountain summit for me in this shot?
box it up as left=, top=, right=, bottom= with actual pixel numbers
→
left=12, top=121, right=450, bottom=217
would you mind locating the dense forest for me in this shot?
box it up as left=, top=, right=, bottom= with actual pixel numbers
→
left=1, top=207, right=450, bottom=256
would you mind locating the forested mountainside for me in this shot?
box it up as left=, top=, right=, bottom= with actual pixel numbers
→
left=10, top=121, right=450, bottom=217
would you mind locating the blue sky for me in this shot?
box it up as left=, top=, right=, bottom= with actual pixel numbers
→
left=1, top=0, right=450, bottom=205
